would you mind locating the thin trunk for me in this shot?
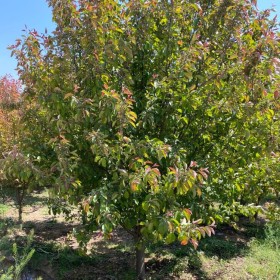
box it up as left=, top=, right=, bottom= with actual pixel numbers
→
left=136, top=244, right=145, bottom=280
left=254, top=195, right=261, bottom=219
left=16, top=187, right=25, bottom=223
left=18, top=202, right=22, bottom=223
left=134, top=226, right=145, bottom=280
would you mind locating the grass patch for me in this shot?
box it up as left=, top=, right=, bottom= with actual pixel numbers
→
left=0, top=203, right=11, bottom=215
left=198, top=222, right=280, bottom=280
left=244, top=241, right=280, bottom=279
left=199, top=236, right=246, bottom=259
left=244, top=222, right=280, bottom=279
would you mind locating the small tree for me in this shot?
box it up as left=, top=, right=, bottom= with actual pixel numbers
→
left=0, top=147, right=43, bottom=223
left=0, top=231, right=35, bottom=280
left=0, top=75, right=21, bottom=153
left=0, top=75, right=21, bottom=107
left=0, top=75, right=44, bottom=223
left=12, top=0, right=279, bottom=278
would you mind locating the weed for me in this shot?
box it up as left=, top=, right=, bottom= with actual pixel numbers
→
left=244, top=222, right=280, bottom=279
left=244, top=240, right=279, bottom=279
left=0, top=231, right=35, bottom=280
left=265, top=222, right=280, bottom=250
left=0, top=204, right=10, bottom=216
left=200, top=236, right=246, bottom=259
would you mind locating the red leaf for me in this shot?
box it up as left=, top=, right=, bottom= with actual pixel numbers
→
left=190, top=161, right=197, bottom=167
left=123, top=87, right=132, bottom=96
left=184, top=208, right=192, bottom=215
left=152, top=168, right=161, bottom=176
left=191, top=239, right=198, bottom=249
left=204, top=226, right=212, bottom=237
left=251, top=0, right=257, bottom=7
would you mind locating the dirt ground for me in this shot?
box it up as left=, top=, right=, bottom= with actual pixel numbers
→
left=1, top=192, right=279, bottom=280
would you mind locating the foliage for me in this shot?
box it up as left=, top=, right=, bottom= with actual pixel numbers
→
left=0, top=75, right=21, bottom=105
left=10, top=0, right=280, bottom=277
left=0, top=147, right=43, bottom=188
left=0, top=231, right=35, bottom=280
left=0, top=146, right=45, bottom=222
left=266, top=202, right=280, bottom=223
left=0, top=75, right=21, bottom=153
left=0, top=75, right=45, bottom=223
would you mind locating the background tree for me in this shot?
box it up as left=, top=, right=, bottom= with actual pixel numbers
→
left=0, top=75, right=22, bottom=205
left=0, top=147, right=44, bottom=223
left=0, top=75, right=21, bottom=153
left=11, top=0, right=279, bottom=278
left=0, top=75, right=45, bottom=223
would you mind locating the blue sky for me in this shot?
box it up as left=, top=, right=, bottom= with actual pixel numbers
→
left=0, top=0, right=55, bottom=77
left=0, top=0, right=279, bottom=78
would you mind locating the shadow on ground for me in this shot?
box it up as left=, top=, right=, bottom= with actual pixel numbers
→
left=0, top=214, right=269, bottom=280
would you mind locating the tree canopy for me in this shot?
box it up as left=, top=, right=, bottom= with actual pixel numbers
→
left=10, top=0, right=280, bottom=278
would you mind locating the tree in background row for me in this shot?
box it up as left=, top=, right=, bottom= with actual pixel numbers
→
left=0, top=75, right=44, bottom=223
left=11, top=0, right=279, bottom=278
left=0, top=75, right=21, bottom=152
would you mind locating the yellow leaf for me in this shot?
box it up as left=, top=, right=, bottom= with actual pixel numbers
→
left=64, top=93, right=73, bottom=99
left=129, top=120, right=136, bottom=128
left=177, top=40, right=183, bottom=46
left=83, top=202, right=89, bottom=213
left=131, top=182, right=138, bottom=192
left=128, top=111, right=137, bottom=121
left=115, top=27, right=123, bottom=33
left=189, top=84, right=196, bottom=91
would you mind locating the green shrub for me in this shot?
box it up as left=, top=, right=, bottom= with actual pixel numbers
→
left=0, top=231, right=35, bottom=280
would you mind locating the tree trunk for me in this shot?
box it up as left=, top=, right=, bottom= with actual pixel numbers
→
left=254, top=195, right=262, bottom=219
left=16, top=187, right=25, bottom=223
left=133, top=226, right=146, bottom=280
left=275, top=190, right=279, bottom=199
left=18, top=203, right=22, bottom=223
left=136, top=244, right=145, bottom=280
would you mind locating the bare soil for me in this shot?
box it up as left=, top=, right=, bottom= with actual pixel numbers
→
left=1, top=192, right=276, bottom=280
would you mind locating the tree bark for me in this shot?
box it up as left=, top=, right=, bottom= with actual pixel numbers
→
left=134, top=225, right=145, bottom=280
left=16, top=187, right=25, bottom=223
left=136, top=243, right=145, bottom=280
left=18, top=204, right=22, bottom=223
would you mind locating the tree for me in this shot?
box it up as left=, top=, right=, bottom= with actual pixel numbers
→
left=12, top=0, right=279, bottom=278
left=0, top=75, right=21, bottom=153
left=0, top=76, right=45, bottom=223
left=0, top=147, right=43, bottom=223
left=0, top=230, right=35, bottom=280
left=0, top=75, right=21, bottom=105
left=0, top=75, right=23, bottom=217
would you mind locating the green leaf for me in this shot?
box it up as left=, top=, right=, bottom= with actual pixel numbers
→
left=166, top=233, right=176, bottom=244
left=158, top=220, right=168, bottom=235
left=124, top=191, right=129, bottom=199
left=142, top=202, right=149, bottom=211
